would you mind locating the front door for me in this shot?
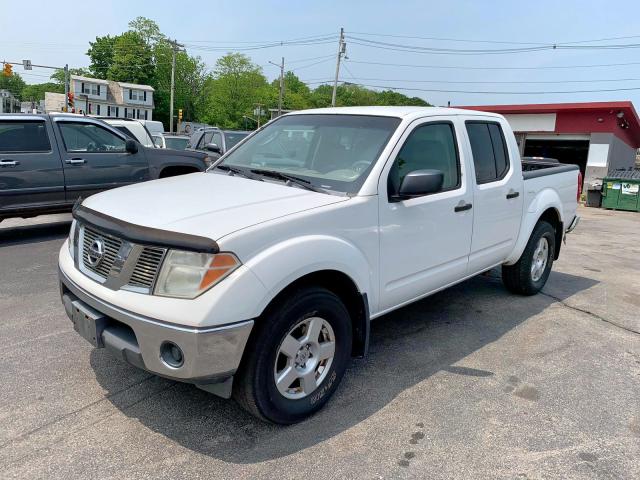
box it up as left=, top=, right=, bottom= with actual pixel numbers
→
left=53, top=119, right=149, bottom=201
left=378, top=119, right=474, bottom=312
left=465, top=119, right=524, bottom=273
left=0, top=118, right=66, bottom=213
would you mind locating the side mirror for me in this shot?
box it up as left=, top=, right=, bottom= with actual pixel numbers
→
left=206, top=143, right=222, bottom=154
left=125, top=139, right=139, bottom=154
left=395, top=169, right=444, bottom=200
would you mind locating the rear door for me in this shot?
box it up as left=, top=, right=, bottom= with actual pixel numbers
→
left=0, top=117, right=66, bottom=212
left=53, top=118, right=149, bottom=201
left=465, top=118, right=523, bottom=273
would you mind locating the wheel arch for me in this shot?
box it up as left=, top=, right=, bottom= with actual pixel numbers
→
left=505, top=188, right=564, bottom=265
left=256, top=269, right=370, bottom=359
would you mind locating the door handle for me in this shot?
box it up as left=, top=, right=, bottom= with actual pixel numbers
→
left=506, top=190, right=520, bottom=199
left=65, top=158, right=86, bottom=165
left=454, top=201, right=473, bottom=212
left=0, top=159, right=19, bottom=167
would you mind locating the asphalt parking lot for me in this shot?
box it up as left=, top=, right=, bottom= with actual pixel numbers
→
left=1, top=206, right=639, bottom=479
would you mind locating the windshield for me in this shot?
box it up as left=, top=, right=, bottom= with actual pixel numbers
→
left=165, top=136, right=190, bottom=150
left=218, top=114, right=400, bottom=194
left=224, top=131, right=249, bottom=149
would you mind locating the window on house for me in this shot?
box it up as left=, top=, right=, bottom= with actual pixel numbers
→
left=96, top=104, right=101, bottom=115
left=115, top=106, right=119, bottom=117
left=107, top=105, right=111, bottom=116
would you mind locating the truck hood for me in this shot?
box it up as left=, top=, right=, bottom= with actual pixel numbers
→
left=81, top=172, right=348, bottom=241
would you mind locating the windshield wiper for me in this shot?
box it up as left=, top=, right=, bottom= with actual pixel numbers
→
left=214, top=164, right=263, bottom=181
left=250, top=169, right=329, bottom=194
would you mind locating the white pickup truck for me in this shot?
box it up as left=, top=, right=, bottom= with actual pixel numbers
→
left=58, top=107, right=580, bottom=424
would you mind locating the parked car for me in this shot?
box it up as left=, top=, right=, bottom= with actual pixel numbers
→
left=97, top=117, right=157, bottom=148
left=138, top=119, right=165, bottom=137
left=0, top=113, right=211, bottom=221
left=189, top=127, right=251, bottom=157
left=59, top=107, right=580, bottom=424
left=153, top=134, right=190, bottom=150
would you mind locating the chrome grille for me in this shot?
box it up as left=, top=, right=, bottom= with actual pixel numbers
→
left=128, top=246, right=166, bottom=289
left=82, top=226, right=122, bottom=278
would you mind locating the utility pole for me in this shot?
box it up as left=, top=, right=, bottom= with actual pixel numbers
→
left=168, top=38, right=184, bottom=133
left=269, top=57, right=285, bottom=117
left=331, top=27, right=346, bottom=107
left=63, top=64, right=69, bottom=112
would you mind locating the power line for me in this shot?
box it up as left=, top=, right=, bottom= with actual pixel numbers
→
left=346, top=36, right=640, bottom=55
left=305, top=75, right=640, bottom=85
left=344, top=59, right=640, bottom=70
left=347, top=31, right=640, bottom=46
left=344, top=82, right=640, bottom=95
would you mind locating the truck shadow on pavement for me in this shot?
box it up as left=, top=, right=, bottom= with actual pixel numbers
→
left=90, top=269, right=597, bottom=464
left=0, top=220, right=71, bottom=247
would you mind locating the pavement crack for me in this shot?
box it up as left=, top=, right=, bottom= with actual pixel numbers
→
left=540, top=291, right=640, bottom=336
left=0, top=374, right=156, bottom=450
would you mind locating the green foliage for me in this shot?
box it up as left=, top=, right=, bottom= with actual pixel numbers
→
left=40, top=16, right=431, bottom=129
left=197, top=53, right=270, bottom=129
left=87, top=35, right=117, bottom=79
left=0, top=72, right=27, bottom=98
left=22, top=82, right=62, bottom=101
left=152, top=40, right=207, bottom=127
left=107, top=31, right=154, bottom=84
left=50, top=67, right=90, bottom=87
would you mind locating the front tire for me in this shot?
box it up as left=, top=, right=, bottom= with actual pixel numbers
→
left=502, top=220, right=556, bottom=296
left=233, top=287, right=352, bottom=424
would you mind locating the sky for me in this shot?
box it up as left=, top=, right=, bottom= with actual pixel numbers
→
left=2, top=0, right=640, bottom=108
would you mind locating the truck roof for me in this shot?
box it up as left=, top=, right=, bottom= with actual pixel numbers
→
left=285, top=106, right=504, bottom=120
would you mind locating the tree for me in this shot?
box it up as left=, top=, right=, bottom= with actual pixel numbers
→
left=0, top=72, right=27, bottom=98
left=128, top=16, right=164, bottom=46
left=199, top=53, right=270, bottom=128
left=152, top=40, right=207, bottom=127
left=21, top=82, right=62, bottom=101
left=50, top=67, right=90, bottom=87
left=87, top=35, right=117, bottom=78
left=107, top=31, right=154, bottom=84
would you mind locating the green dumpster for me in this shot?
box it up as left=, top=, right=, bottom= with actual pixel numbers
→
left=602, top=170, right=640, bottom=212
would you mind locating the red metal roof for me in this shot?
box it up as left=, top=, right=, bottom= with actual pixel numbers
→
left=458, top=101, right=640, bottom=147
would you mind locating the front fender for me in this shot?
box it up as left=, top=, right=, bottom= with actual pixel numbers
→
left=504, top=188, right=564, bottom=265
left=243, top=235, right=374, bottom=317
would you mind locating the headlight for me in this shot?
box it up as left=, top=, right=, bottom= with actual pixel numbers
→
left=68, top=219, right=77, bottom=259
left=154, top=250, right=240, bottom=299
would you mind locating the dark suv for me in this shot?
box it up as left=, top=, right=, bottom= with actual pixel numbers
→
left=189, top=128, right=251, bottom=158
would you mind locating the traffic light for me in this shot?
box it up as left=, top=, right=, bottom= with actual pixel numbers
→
left=67, top=92, right=74, bottom=107
left=2, top=63, right=12, bottom=77
left=178, top=109, right=183, bottom=121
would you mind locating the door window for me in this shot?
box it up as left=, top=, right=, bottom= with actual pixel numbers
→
left=466, top=122, right=510, bottom=184
left=388, top=122, right=460, bottom=196
left=58, top=122, right=126, bottom=153
left=0, top=121, right=51, bottom=152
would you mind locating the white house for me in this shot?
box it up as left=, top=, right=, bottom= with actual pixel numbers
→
left=69, top=75, right=155, bottom=120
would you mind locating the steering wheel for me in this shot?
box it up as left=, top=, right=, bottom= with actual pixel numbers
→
left=351, top=160, right=371, bottom=173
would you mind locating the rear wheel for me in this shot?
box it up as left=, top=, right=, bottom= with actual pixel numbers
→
left=233, top=287, right=352, bottom=424
left=502, top=221, right=556, bottom=295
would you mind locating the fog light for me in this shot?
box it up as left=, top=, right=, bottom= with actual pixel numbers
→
left=160, top=341, right=184, bottom=368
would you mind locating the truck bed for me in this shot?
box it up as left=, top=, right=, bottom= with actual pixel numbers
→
left=522, top=160, right=580, bottom=180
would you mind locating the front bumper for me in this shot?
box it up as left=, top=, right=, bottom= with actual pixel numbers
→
left=59, top=267, right=253, bottom=396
